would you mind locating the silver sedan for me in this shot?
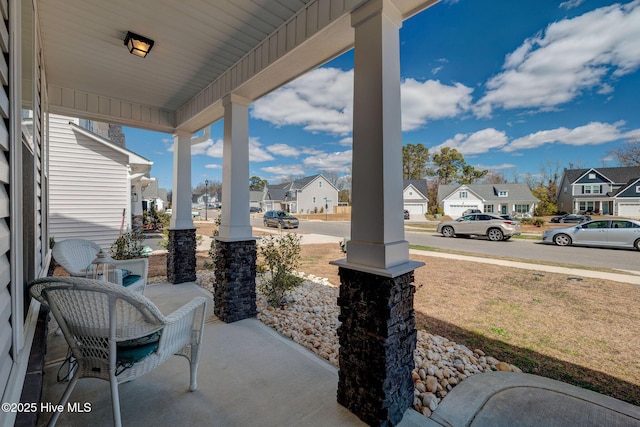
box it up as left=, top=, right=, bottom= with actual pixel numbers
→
left=542, top=218, right=640, bottom=250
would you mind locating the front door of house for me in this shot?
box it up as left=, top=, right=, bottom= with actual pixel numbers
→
left=501, top=205, right=508, bottom=215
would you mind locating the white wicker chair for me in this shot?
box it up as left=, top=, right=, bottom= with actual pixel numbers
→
left=52, top=238, right=148, bottom=293
left=29, top=277, right=207, bottom=427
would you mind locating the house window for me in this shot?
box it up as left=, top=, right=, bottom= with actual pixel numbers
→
left=588, top=173, right=596, bottom=179
left=312, top=196, right=316, bottom=203
left=579, top=201, right=595, bottom=212
left=319, top=181, right=322, bottom=187
left=409, top=191, right=413, bottom=196
left=583, top=185, right=591, bottom=194
left=459, top=191, right=468, bottom=198
left=636, top=186, right=640, bottom=193
left=514, top=204, right=529, bottom=213
left=498, top=191, right=508, bottom=197
left=484, top=205, right=494, bottom=213
left=593, top=186, right=600, bottom=194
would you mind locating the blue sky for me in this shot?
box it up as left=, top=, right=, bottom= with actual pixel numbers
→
left=124, top=0, right=640, bottom=191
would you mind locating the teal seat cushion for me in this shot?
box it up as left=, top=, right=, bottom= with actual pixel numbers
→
left=116, top=330, right=162, bottom=366
left=122, top=274, right=141, bottom=287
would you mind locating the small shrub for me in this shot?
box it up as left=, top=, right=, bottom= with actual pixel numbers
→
left=258, top=233, right=303, bottom=307
left=339, top=237, right=349, bottom=254
left=110, top=231, right=145, bottom=260
left=533, top=218, right=545, bottom=227
left=314, top=206, right=318, bottom=214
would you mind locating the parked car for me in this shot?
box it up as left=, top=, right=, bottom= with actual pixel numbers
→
left=250, top=206, right=263, bottom=213
left=437, top=213, right=521, bottom=241
left=263, top=210, right=299, bottom=229
left=514, top=212, right=532, bottom=219
left=543, top=218, right=640, bottom=250
left=550, top=214, right=591, bottom=224
left=462, top=208, right=482, bottom=216
left=404, top=210, right=410, bottom=220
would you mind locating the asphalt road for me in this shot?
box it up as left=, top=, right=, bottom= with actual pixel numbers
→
left=250, top=218, right=640, bottom=273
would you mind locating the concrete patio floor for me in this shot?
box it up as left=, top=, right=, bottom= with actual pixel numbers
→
left=37, top=282, right=427, bottom=427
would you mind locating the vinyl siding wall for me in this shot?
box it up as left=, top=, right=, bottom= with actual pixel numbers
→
left=297, top=176, right=338, bottom=213
left=49, top=114, right=129, bottom=248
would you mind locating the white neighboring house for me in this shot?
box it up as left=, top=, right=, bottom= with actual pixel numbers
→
left=49, top=114, right=153, bottom=248
left=403, top=179, right=428, bottom=215
left=264, top=174, right=339, bottom=214
left=438, top=183, right=538, bottom=218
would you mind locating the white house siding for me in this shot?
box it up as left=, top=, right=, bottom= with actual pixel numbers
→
left=49, top=114, right=129, bottom=248
left=296, top=176, right=338, bottom=213
left=0, top=0, right=12, bottom=404
left=403, top=185, right=427, bottom=214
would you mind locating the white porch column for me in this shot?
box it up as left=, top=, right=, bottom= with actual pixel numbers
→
left=219, top=94, right=252, bottom=240
left=171, top=132, right=194, bottom=229
left=167, top=132, right=197, bottom=284
left=337, top=0, right=419, bottom=275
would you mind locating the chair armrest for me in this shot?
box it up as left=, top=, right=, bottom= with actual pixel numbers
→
left=112, top=258, right=149, bottom=281
left=159, top=297, right=207, bottom=351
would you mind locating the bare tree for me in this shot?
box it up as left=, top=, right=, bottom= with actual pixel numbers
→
left=609, top=139, right=640, bottom=166
left=320, top=170, right=340, bottom=187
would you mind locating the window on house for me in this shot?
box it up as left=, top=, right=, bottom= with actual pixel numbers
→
left=498, top=191, right=508, bottom=197
left=584, top=185, right=591, bottom=194
left=319, top=181, right=322, bottom=187
left=459, top=191, right=468, bottom=198
left=514, top=204, right=530, bottom=213
left=593, top=186, right=600, bottom=194
left=636, top=186, right=640, bottom=193
left=588, top=173, right=596, bottom=179
left=313, top=196, right=316, bottom=203
left=579, top=201, right=595, bottom=212
left=484, top=205, right=494, bottom=213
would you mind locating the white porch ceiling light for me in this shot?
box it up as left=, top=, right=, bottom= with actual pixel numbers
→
left=124, top=31, right=154, bottom=58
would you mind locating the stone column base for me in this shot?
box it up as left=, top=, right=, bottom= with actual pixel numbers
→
left=214, top=239, right=257, bottom=323
left=337, top=267, right=416, bottom=426
left=167, top=228, right=197, bottom=284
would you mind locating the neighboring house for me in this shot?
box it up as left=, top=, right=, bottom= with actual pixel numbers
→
left=142, top=178, right=168, bottom=211
left=49, top=114, right=154, bottom=247
left=250, top=188, right=268, bottom=209
left=557, top=166, right=640, bottom=216
left=403, top=179, right=428, bottom=215
left=263, top=174, right=339, bottom=214
left=438, top=183, right=539, bottom=218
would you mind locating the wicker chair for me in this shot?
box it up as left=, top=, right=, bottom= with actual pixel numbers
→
left=51, top=238, right=148, bottom=293
left=29, top=277, right=207, bottom=427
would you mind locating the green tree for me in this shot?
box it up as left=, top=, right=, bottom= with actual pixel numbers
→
left=431, top=147, right=487, bottom=185
left=249, top=176, right=267, bottom=190
left=402, top=143, right=430, bottom=179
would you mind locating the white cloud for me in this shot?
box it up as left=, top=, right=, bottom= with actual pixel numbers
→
left=339, top=137, right=353, bottom=146
left=559, top=0, right=585, bottom=10
left=302, top=150, right=352, bottom=172
left=435, top=128, right=509, bottom=155
left=252, top=67, right=474, bottom=136
left=476, top=1, right=640, bottom=116
left=504, top=121, right=629, bottom=152
left=261, top=164, right=306, bottom=177
left=190, top=137, right=274, bottom=162
left=266, top=143, right=300, bottom=157
left=401, top=79, right=473, bottom=131
left=473, top=163, right=517, bottom=171
left=252, top=68, right=354, bottom=136
left=205, top=164, right=222, bottom=169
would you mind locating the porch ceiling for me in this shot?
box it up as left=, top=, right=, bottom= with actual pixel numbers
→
left=37, top=0, right=438, bottom=133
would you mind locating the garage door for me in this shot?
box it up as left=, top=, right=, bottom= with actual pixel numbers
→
left=618, top=203, right=640, bottom=217
left=404, top=203, right=425, bottom=214
left=446, top=204, right=479, bottom=218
